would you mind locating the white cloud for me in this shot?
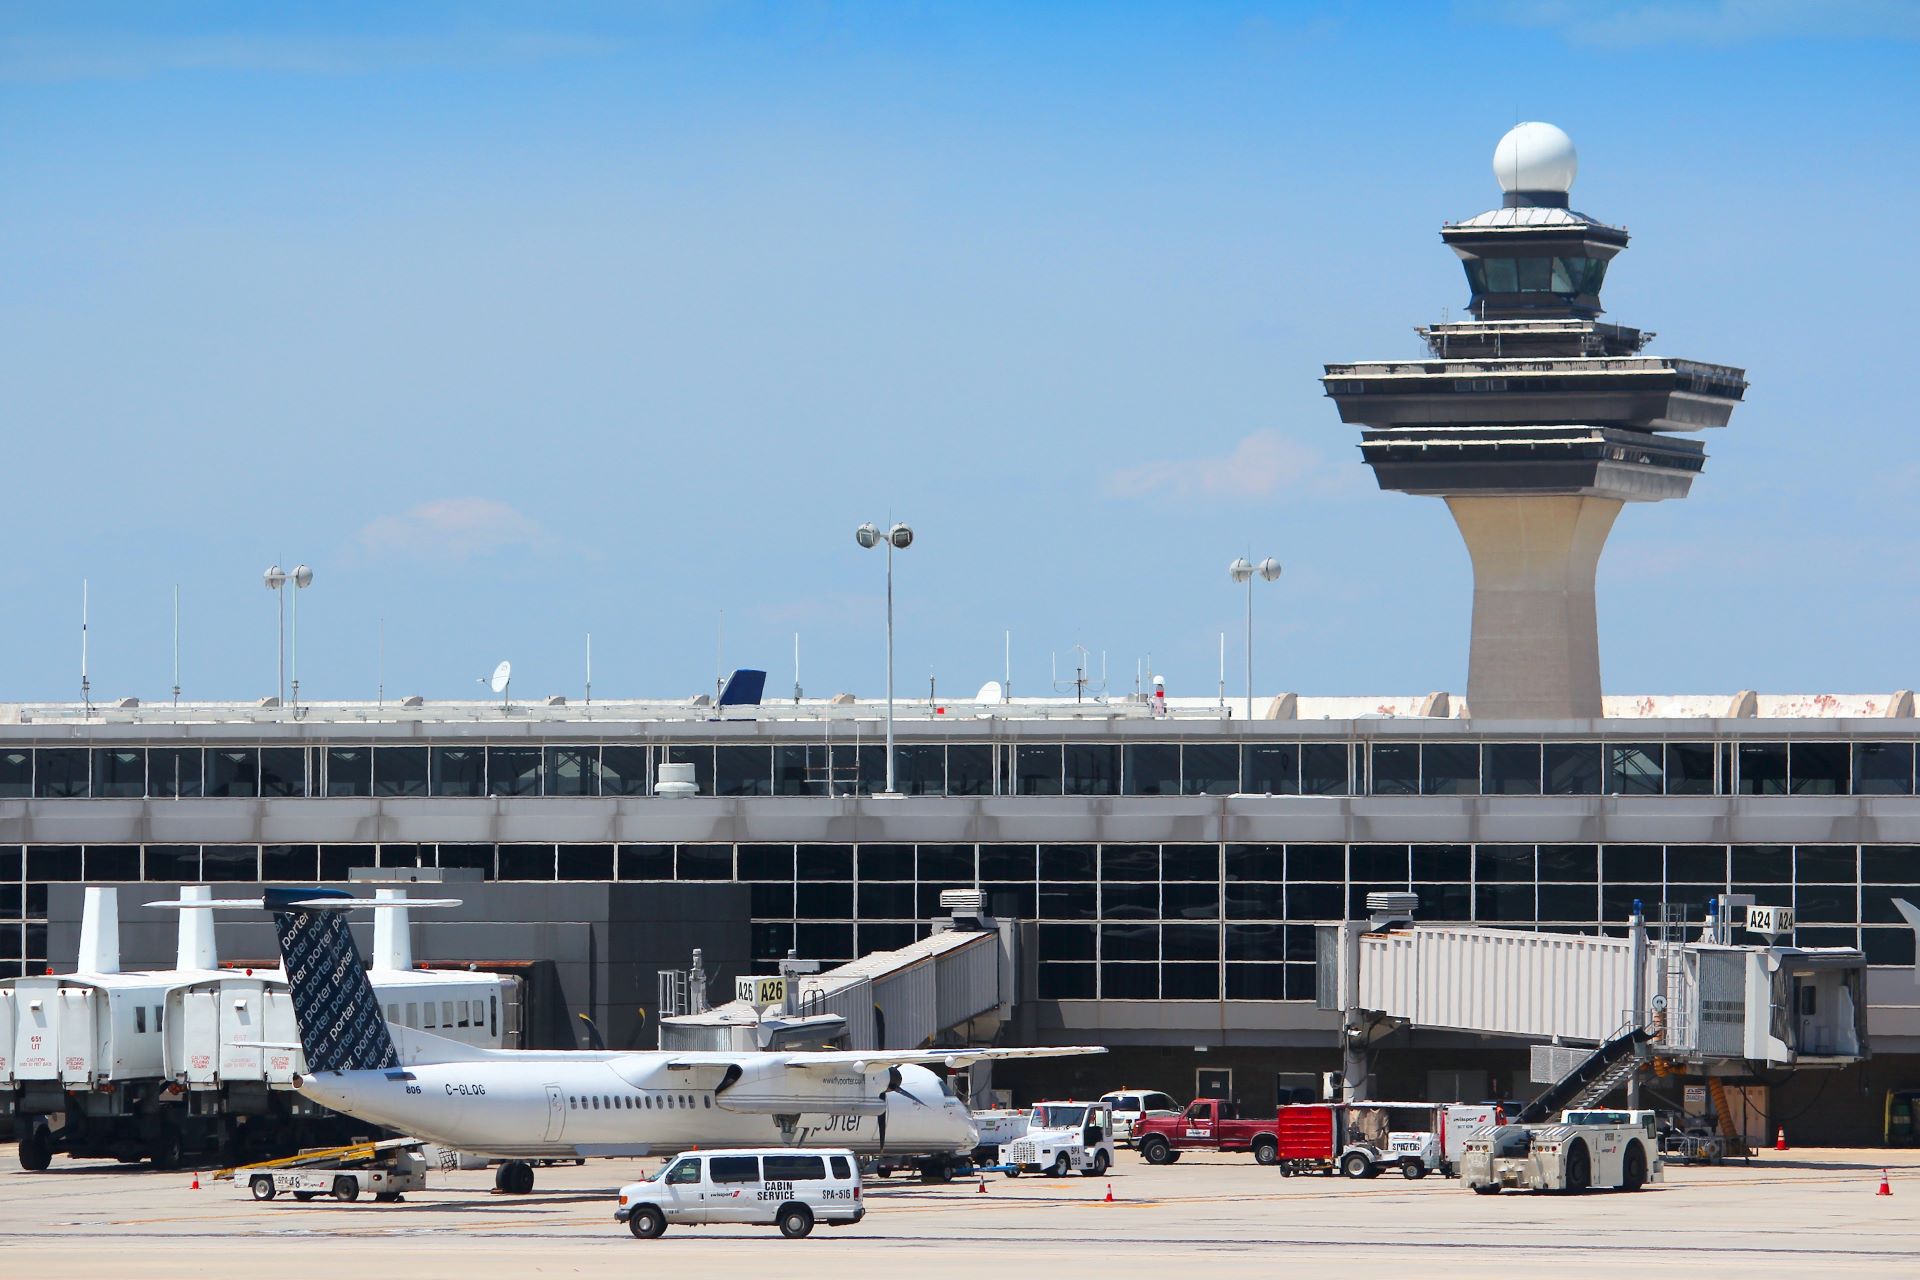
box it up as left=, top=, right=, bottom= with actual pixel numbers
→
left=358, top=497, right=551, bottom=561
left=1465, top=0, right=1920, bottom=47
left=1104, top=429, right=1336, bottom=503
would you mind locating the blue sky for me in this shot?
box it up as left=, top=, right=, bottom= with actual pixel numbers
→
left=2, top=1, right=1916, bottom=705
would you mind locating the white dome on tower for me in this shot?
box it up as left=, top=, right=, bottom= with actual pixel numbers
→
left=1492, top=121, right=1578, bottom=194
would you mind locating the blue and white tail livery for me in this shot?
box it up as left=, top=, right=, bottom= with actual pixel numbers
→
left=266, top=887, right=399, bottom=1073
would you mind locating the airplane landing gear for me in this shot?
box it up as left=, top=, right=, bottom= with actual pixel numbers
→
left=494, top=1161, right=536, bottom=1194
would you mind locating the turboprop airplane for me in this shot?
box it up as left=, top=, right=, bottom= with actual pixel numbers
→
left=169, top=886, right=1103, bottom=1193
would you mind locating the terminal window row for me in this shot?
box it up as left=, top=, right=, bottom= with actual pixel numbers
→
left=3, top=842, right=1915, bottom=982
left=4, top=738, right=1916, bottom=800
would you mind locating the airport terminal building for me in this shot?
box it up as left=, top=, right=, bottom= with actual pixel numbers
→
left=9, top=123, right=1910, bottom=1143
left=4, top=693, right=1919, bottom=1139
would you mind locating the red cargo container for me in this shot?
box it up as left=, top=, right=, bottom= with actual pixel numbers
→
left=1275, top=1104, right=1340, bottom=1175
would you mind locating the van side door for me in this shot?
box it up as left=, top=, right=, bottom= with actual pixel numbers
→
left=704, top=1155, right=762, bottom=1223
left=657, top=1156, right=709, bottom=1223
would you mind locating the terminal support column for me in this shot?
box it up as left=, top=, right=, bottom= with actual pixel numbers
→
left=1445, top=494, right=1624, bottom=721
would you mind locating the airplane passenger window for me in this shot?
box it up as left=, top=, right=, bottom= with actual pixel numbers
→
left=442, top=1001, right=454, bottom=1025
left=704, top=1096, right=711, bottom=1108
left=407, top=1003, right=418, bottom=1027
left=386, top=1005, right=398, bottom=1024
left=458, top=1001, right=471, bottom=1028
left=135, top=1006, right=147, bottom=1034
left=155, top=1006, right=163, bottom=1032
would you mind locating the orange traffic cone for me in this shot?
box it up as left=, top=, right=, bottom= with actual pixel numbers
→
left=1878, top=1170, right=1892, bottom=1196
left=1775, top=1127, right=1788, bottom=1152
left=1104, top=1182, right=1114, bottom=1203
left=190, top=1174, right=200, bottom=1191
left=977, top=1177, right=987, bottom=1194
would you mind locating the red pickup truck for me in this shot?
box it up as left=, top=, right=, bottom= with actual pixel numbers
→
left=1133, top=1098, right=1281, bottom=1165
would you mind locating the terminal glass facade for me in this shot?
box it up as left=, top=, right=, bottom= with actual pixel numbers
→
left=2, top=840, right=1913, bottom=986
left=0, top=737, right=1915, bottom=799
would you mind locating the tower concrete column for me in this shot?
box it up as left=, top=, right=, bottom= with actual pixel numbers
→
left=1446, top=494, right=1622, bottom=720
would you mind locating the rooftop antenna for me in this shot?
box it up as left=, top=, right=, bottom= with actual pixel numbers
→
left=793, top=632, right=802, bottom=703
left=377, top=617, right=385, bottom=708
left=1219, top=631, right=1226, bottom=710
left=715, top=609, right=725, bottom=703
left=1051, top=643, right=1107, bottom=704
left=585, top=632, right=593, bottom=708
left=1004, top=630, right=1011, bottom=700
left=171, top=585, right=181, bottom=707
left=80, top=578, right=92, bottom=714
left=479, top=659, right=512, bottom=708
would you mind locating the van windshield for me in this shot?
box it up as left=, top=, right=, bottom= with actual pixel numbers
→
left=1032, top=1105, right=1088, bottom=1129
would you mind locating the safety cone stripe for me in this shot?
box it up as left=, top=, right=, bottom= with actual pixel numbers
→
left=1775, top=1128, right=1788, bottom=1151
left=1104, top=1182, right=1114, bottom=1202
left=1878, top=1170, right=1892, bottom=1196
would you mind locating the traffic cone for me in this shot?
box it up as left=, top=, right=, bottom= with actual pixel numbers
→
left=1775, top=1127, right=1788, bottom=1152
left=977, top=1177, right=987, bottom=1194
left=1878, top=1170, right=1892, bottom=1196
left=1104, top=1182, right=1114, bottom=1203
left=190, top=1174, right=200, bottom=1191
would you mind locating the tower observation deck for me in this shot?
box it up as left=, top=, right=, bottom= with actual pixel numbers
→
left=1323, top=122, right=1747, bottom=719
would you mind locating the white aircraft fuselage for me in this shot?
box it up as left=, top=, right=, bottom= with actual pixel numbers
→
left=297, top=1054, right=975, bottom=1160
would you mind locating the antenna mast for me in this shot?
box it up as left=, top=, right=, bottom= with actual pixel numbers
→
left=585, top=632, right=593, bottom=708
left=171, top=585, right=181, bottom=707
left=81, top=579, right=91, bottom=713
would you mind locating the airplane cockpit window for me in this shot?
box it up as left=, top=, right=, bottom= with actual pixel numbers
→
left=664, top=1159, right=701, bottom=1185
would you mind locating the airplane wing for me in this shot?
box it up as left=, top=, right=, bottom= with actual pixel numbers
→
left=782, top=1045, right=1107, bottom=1073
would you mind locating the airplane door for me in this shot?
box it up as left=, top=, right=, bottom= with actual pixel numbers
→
left=543, top=1084, right=565, bottom=1143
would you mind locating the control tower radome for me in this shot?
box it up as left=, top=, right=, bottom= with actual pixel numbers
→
left=1322, top=122, right=1747, bottom=719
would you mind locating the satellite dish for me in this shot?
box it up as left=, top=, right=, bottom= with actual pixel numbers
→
left=975, top=680, right=1004, bottom=703
left=489, top=661, right=512, bottom=695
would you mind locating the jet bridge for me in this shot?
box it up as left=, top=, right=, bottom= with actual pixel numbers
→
left=660, top=890, right=1015, bottom=1054
left=1319, top=892, right=1869, bottom=1101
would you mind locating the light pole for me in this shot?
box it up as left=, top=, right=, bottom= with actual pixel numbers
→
left=1229, top=556, right=1282, bottom=720
left=856, top=521, right=913, bottom=796
left=264, top=563, right=313, bottom=710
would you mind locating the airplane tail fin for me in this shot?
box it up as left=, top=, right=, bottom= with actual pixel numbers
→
left=717, top=668, right=766, bottom=708
left=266, top=886, right=399, bottom=1073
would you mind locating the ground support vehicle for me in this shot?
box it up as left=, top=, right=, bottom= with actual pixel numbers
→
left=1275, top=1103, right=1500, bottom=1178
left=1099, top=1089, right=1180, bottom=1148
left=616, top=1147, right=864, bottom=1239
left=1003, top=1101, right=1115, bottom=1177
left=969, top=1108, right=1031, bottom=1164
left=230, top=1139, right=428, bottom=1204
left=1459, top=1109, right=1662, bottom=1194
left=1135, top=1097, right=1281, bottom=1165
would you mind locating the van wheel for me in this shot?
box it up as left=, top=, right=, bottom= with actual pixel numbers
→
left=1140, top=1136, right=1174, bottom=1165
left=628, top=1206, right=667, bottom=1239
left=250, top=1176, right=277, bottom=1201
left=1253, top=1137, right=1279, bottom=1166
left=1049, top=1152, right=1072, bottom=1178
left=1081, top=1150, right=1110, bottom=1178
left=17, top=1125, right=53, bottom=1173
left=333, top=1176, right=360, bottom=1202
left=777, top=1204, right=814, bottom=1239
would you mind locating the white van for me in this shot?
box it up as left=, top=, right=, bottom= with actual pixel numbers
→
left=615, top=1147, right=865, bottom=1239
left=1099, top=1089, right=1180, bottom=1147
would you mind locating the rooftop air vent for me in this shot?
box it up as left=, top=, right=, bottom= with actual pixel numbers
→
left=1366, top=891, right=1420, bottom=930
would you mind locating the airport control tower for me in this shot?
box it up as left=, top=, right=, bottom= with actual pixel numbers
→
left=1323, top=123, right=1747, bottom=719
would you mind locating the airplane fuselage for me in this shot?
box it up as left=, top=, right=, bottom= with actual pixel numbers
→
left=296, top=1056, right=976, bottom=1160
